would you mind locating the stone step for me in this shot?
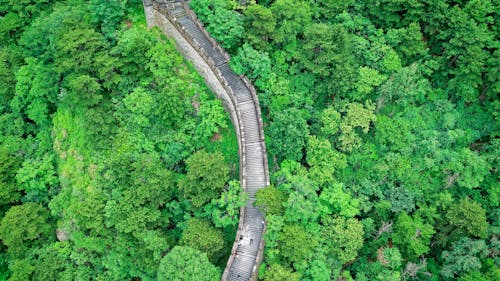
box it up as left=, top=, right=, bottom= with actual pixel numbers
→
left=244, top=208, right=262, bottom=216
left=246, top=179, right=266, bottom=184
left=177, top=19, right=227, bottom=65
left=246, top=187, right=266, bottom=194
left=245, top=164, right=264, bottom=173
left=169, top=7, right=186, bottom=17
left=246, top=176, right=266, bottom=181
left=245, top=186, right=265, bottom=193
left=245, top=155, right=264, bottom=163
left=231, top=254, right=254, bottom=272
left=246, top=179, right=266, bottom=185
left=246, top=183, right=265, bottom=190
left=228, top=267, right=251, bottom=281
left=245, top=155, right=264, bottom=164
left=238, top=100, right=254, bottom=109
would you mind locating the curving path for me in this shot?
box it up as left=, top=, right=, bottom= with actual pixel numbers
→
left=143, top=1, right=269, bottom=280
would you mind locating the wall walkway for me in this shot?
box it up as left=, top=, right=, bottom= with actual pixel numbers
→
left=143, top=1, right=269, bottom=280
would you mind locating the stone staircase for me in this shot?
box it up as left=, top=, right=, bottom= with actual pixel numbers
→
left=144, top=1, right=269, bottom=280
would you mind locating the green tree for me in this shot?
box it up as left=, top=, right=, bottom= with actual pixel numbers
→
left=8, top=259, right=35, bottom=281
left=355, top=66, right=387, bottom=96
left=55, top=27, right=110, bottom=76
left=354, top=0, right=427, bottom=28
left=275, top=161, right=322, bottom=225
left=17, top=3, right=85, bottom=63
left=320, top=107, right=342, bottom=136
left=11, top=58, right=58, bottom=127
left=380, top=247, right=402, bottom=270
left=111, top=26, right=155, bottom=84
left=0, top=145, right=21, bottom=205
left=440, top=238, right=489, bottom=279
left=446, top=198, right=488, bottom=238
left=268, top=108, right=309, bottom=163
left=337, top=101, right=376, bottom=152
left=319, top=183, right=360, bottom=218
left=270, top=0, right=312, bottom=46
left=98, top=231, right=163, bottom=279
left=0, top=0, right=54, bottom=36
left=278, top=224, right=317, bottom=270
left=179, top=218, right=224, bottom=262
left=284, top=185, right=322, bottom=225
left=230, top=43, right=272, bottom=89
left=314, top=0, right=354, bottom=20
left=0, top=49, right=17, bottom=110
left=441, top=4, right=496, bottom=103
left=206, top=8, right=244, bottom=50
left=0, top=203, right=52, bottom=258
left=374, top=114, right=415, bottom=152
left=205, top=180, right=247, bottom=228
left=157, top=246, right=220, bottom=281
left=459, top=271, right=500, bottom=281
left=377, top=63, right=430, bottom=107
left=89, top=0, right=127, bottom=39
left=121, top=87, right=154, bottom=127
left=15, top=153, right=59, bottom=203
left=145, top=39, right=184, bottom=87
left=196, top=98, right=228, bottom=141
left=244, top=4, right=275, bottom=49
left=392, top=212, right=435, bottom=259
left=444, top=148, right=491, bottom=190
left=303, top=253, right=331, bottom=281
left=63, top=73, right=103, bottom=107
left=300, top=23, right=357, bottom=97
left=103, top=153, right=175, bottom=236
left=306, top=136, right=346, bottom=185
left=189, top=0, right=228, bottom=23
left=158, top=81, right=195, bottom=129
left=22, top=242, right=74, bottom=281
left=263, top=263, right=300, bottom=281
left=321, top=216, right=364, bottom=264
left=179, top=150, right=229, bottom=208
left=255, top=186, right=287, bottom=216
left=385, top=22, right=428, bottom=65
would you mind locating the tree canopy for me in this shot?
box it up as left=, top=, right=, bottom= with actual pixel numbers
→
left=1, top=0, right=498, bottom=280
left=191, top=0, right=499, bottom=279
left=0, top=1, right=240, bottom=279
left=157, top=246, right=220, bottom=281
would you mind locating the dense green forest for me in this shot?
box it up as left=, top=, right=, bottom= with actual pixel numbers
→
left=0, top=0, right=499, bottom=281
left=189, top=0, right=499, bottom=280
left=0, top=0, right=245, bottom=280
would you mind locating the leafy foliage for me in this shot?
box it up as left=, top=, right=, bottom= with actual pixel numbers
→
left=0, top=146, right=21, bottom=205
left=179, top=218, right=224, bottom=262
left=321, top=216, right=364, bottom=264
left=256, top=185, right=287, bottom=216
left=446, top=198, right=489, bottom=238
left=0, top=1, right=238, bottom=279
left=440, top=238, right=489, bottom=279
left=205, top=180, right=247, bottom=228
left=157, top=246, right=220, bottom=281
left=263, top=263, right=300, bottom=281
left=179, top=150, right=230, bottom=208
left=268, top=108, right=309, bottom=162
left=392, top=212, right=435, bottom=259
left=1, top=0, right=499, bottom=279
left=188, top=0, right=498, bottom=277
left=0, top=203, right=52, bottom=258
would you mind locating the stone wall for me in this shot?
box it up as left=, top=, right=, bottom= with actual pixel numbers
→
left=143, top=2, right=268, bottom=280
